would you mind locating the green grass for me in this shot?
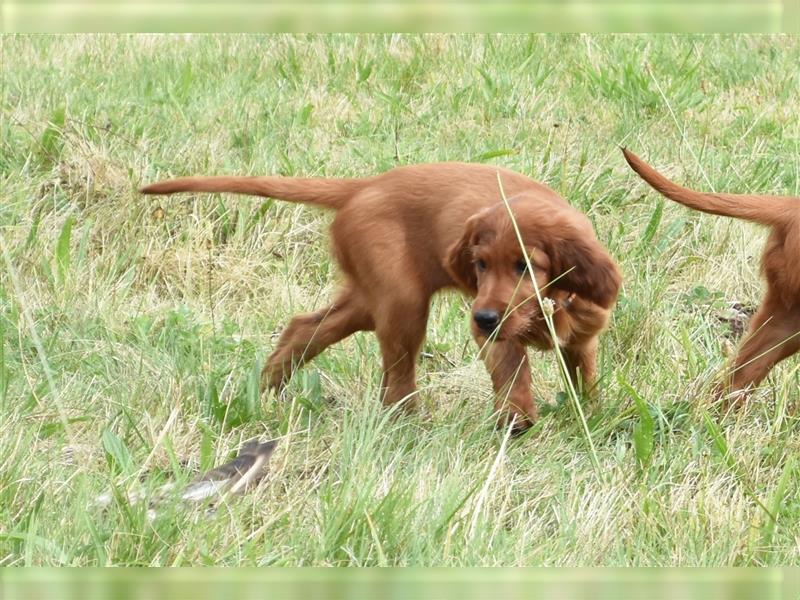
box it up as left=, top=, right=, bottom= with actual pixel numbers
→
left=1, top=34, right=798, bottom=566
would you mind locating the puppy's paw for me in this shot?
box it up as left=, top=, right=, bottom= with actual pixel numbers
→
left=260, top=365, right=286, bottom=394
left=712, top=381, right=750, bottom=413
left=495, top=409, right=536, bottom=435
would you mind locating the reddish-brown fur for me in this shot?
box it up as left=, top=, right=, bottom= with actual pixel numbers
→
left=141, top=162, right=621, bottom=430
left=623, top=148, right=800, bottom=400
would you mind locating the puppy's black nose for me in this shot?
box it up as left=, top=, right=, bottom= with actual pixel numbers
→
left=473, top=309, right=501, bottom=332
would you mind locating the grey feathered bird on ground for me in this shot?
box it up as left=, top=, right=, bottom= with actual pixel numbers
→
left=94, top=438, right=278, bottom=513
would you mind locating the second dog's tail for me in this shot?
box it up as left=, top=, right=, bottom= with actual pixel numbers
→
left=622, top=148, right=797, bottom=226
left=140, top=173, right=371, bottom=210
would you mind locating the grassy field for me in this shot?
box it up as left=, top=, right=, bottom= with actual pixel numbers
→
left=1, top=34, right=798, bottom=566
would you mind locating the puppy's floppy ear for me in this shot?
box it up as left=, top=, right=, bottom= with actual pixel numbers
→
left=445, top=215, right=479, bottom=293
left=547, top=235, right=621, bottom=309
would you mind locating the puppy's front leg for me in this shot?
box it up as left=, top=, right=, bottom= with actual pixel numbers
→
left=560, top=337, right=598, bottom=400
left=478, top=339, right=537, bottom=431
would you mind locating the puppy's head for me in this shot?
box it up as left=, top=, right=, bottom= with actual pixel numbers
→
left=446, top=199, right=621, bottom=342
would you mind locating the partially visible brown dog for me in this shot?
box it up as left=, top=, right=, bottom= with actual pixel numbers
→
left=623, top=148, right=800, bottom=400
left=141, top=162, right=621, bottom=430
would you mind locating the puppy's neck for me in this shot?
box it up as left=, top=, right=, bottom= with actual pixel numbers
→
left=547, top=290, right=576, bottom=314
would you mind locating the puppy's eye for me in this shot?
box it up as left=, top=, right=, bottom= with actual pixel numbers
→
left=475, top=259, right=487, bottom=272
left=515, top=260, right=529, bottom=275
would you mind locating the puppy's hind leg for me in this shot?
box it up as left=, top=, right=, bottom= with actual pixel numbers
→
left=720, top=301, right=800, bottom=404
left=373, top=295, right=430, bottom=412
left=262, top=287, right=374, bottom=391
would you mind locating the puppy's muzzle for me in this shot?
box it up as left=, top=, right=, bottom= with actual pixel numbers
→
left=473, top=309, right=501, bottom=333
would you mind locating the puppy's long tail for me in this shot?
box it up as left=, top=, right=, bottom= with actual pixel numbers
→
left=140, top=173, right=371, bottom=210
left=622, top=148, right=798, bottom=226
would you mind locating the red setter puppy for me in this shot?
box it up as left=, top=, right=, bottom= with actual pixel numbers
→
left=141, top=162, right=621, bottom=430
left=623, top=149, right=800, bottom=401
